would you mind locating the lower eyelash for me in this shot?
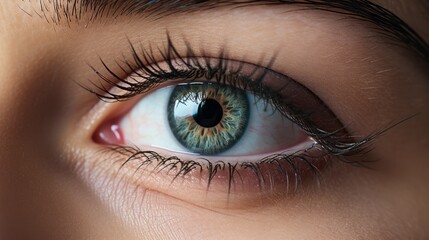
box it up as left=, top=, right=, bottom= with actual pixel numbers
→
left=106, top=143, right=331, bottom=195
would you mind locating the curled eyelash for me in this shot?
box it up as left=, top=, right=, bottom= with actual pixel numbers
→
left=85, top=34, right=380, bottom=158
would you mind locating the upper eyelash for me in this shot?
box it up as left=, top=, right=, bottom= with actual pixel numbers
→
left=84, top=34, right=381, bottom=158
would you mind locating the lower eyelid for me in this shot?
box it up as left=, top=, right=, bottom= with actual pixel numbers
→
left=91, top=141, right=332, bottom=209
left=121, top=138, right=317, bottom=163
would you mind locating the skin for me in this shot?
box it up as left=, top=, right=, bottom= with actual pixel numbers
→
left=1, top=0, right=429, bottom=239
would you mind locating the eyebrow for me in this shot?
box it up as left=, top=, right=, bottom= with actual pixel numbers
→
left=33, top=0, right=429, bottom=61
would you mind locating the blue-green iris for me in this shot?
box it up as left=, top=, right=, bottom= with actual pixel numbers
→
left=167, top=83, right=250, bottom=155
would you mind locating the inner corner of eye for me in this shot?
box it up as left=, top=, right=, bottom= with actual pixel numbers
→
left=92, top=118, right=124, bottom=146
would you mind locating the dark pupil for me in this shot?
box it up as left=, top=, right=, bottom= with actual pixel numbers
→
left=193, top=98, right=223, bottom=128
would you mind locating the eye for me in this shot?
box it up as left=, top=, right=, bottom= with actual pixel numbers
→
left=88, top=40, right=374, bottom=206
left=108, top=82, right=308, bottom=157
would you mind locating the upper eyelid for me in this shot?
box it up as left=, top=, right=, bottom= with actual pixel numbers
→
left=86, top=45, right=382, bottom=158
left=23, top=0, right=429, bottom=62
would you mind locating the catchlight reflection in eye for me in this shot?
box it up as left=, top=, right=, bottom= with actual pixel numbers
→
left=96, top=81, right=312, bottom=158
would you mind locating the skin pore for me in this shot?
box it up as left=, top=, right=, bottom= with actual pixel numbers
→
left=1, top=0, right=429, bottom=239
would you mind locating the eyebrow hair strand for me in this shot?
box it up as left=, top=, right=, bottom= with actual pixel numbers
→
left=27, top=0, right=429, bottom=61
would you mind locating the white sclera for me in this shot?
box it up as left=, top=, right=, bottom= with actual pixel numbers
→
left=120, top=85, right=307, bottom=156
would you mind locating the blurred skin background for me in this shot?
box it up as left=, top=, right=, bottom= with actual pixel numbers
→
left=0, top=0, right=429, bottom=239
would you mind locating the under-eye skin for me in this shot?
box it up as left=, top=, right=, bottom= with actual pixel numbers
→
left=87, top=36, right=380, bottom=201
